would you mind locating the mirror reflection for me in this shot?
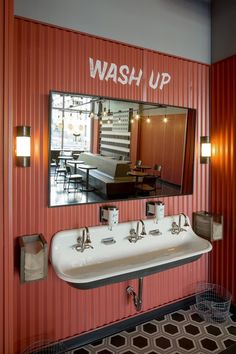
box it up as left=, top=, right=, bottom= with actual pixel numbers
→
left=49, top=91, right=195, bottom=206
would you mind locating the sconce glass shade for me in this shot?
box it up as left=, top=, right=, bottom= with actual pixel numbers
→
left=16, top=126, right=31, bottom=167
left=200, top=136, right=211, bottom=164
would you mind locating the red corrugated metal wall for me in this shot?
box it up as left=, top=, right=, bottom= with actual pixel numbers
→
left=210, top=55, right=236, bottom=302
left=13, top=17, right=210, bottom=353
left=0, top=1, right=4, bottom=351
left=0, top=2, right=4, bottom=349
left=1, top=1, right=14, bottom=353
left=139, top=114, right=186, bottom=185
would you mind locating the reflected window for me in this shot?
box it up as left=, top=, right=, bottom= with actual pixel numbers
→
left=51, top=93, right=92, bottom=151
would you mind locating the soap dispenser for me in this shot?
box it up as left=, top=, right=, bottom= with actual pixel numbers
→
left=100, top=206, right=119, bottom=230
left=146, top=201, right=165, bottom=223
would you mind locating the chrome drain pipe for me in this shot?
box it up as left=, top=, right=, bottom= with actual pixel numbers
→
left=126, top=277, right=143, bottom=311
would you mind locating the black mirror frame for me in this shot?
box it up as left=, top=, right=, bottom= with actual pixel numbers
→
left=48, top=90, right=196, bottom=207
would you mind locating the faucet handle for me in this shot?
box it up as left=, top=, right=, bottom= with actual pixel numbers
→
left=130, top=228, right=136, bottom=236
left=128, top=228, right=138, bottom=243
left=77, top=236, right=83, bottom=245
left=169, top=222, right=179, bottom=234
left=179, top=227, right=187, bottom=232
left=169, top=221, right=178, bottom=230
left=84, top=243, right=94, bottom=250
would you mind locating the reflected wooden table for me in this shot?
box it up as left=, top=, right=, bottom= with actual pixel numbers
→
left=67, top=160, right=84, bottom=173
left=78, top=164, right=97, bottom=192
left=134, top=165, right=152, bottom=172
left=127, top=171, right=148, bottom=183
left=128, top=170, right=152, bottom=194
left=139, top=165, right=151, bottom=172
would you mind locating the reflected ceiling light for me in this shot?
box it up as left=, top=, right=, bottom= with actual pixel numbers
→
left=163, top=115, right=168, bottom=123
left=103, top=107, right=107, bottom=116
left=146, top=117, right=151, bottom=123
left=131, top=118, right=134, bottom=124
left=163, top=108, right=168, bottom=123
left=16, top=126, right=31, bottom=167
left=135, top=112, right=140, bottom=119
left=200, top=136, right=211, bottom=164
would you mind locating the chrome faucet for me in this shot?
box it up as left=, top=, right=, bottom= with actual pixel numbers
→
left=170, top=213, right=189, bottom=235
left=179, top=213, right=190, bottom=228
left=128, top=220, right=147, bottom=243
left=137, top=219, right=147, bottom=237
left=74, top=227, right=94, bottom=252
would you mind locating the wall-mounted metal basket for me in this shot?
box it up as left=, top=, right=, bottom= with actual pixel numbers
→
left=195, top=282, right=231, bottom=323
left=193, top=211, right=223, bottom=241
left=19, top=233, right=48, bottom=283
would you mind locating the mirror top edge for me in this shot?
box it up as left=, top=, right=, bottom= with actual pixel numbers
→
left=49, top=89, right=194, bottom=112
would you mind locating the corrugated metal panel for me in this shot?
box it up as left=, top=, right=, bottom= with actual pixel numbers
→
left=1, top=1, right=14, bottom=354
left=13, top=17, right=210, bottom=354
left=210, top=55, right=236, bottom=302
left=0, top=2, right=4, bottom=350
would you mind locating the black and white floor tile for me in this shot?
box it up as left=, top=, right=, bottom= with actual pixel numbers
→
left=69, top=306, right=236, bottom=354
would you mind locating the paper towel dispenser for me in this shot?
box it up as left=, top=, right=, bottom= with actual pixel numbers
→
left=19, top=234, right=48, bottom=283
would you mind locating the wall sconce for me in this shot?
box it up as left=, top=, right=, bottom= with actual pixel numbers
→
left=200, top=136, right=211, bottom=164
left=16, top=126, right=31, bottom=167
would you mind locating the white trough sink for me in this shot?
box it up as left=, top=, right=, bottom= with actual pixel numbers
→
left=51, top=215, right=212, bottom=289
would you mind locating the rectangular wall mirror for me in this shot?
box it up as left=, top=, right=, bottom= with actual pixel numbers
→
left=48, top=91, right=196, bottom=207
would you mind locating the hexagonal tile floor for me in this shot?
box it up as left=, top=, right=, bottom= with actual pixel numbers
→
left=67, top=306, right=236, bottom=354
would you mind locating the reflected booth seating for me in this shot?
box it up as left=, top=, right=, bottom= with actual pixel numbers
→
left=78, top=153, right=135, bottom=198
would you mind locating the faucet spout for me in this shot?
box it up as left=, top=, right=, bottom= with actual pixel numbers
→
left=128, top=220, right=146, bottom=243
left=136, top=219, right=147, bottom=237
left=75, top=227, right=93, bottom=252
left=82, top=228, right=86, bottom=246
left=178, top=213, right=190, bottom=228
left=169, top=213, right=189, bottom=235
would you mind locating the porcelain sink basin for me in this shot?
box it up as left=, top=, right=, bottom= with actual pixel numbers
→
left=51, top=215, right=212, bottom=289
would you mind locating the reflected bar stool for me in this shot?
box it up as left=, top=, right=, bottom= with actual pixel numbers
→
left=64, top=166, right=83, bottom=193
left=55, top=165, right=67, bottom=183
